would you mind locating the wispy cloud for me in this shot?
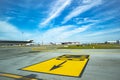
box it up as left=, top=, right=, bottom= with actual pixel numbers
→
left=62, top=0, right=102, bottom=24
left=58, top=24, right=93, bottom=39
left=0, top=21, right=74, bottom=42
left=42, top=25, right=73, bottom=41
left=0, top=21, right=21, bottom=40
left=0, top=21, right=37, bottom=41
left=74, top=17, right=99, bottom=25
left=41, top=23, right=94, bottom=42
left=87, top=28, right=120, bottom=37
left=74, top=9, right=120, bottom=26
left=93, top=8, right=120, bottom=20
left=82, top=0, right=93, bottom=4
left=39, top=0, right=71, bottom=27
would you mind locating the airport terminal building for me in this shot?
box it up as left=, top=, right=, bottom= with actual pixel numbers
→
left=0, top=40, right=33, bottom=46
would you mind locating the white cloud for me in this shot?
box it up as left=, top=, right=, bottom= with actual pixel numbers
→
left=0, top=21, right=74, bottom=42
left=82, top=0, right=93, bottom=4
left=62, top=0, right=102, bottom=24
left=93, top=8, right=120, bottom=21
left=58, top=24, right=93, bottom=39
left=0, top=21, right=36, bottom=41
left=1, top=20, right=119, bottom=43
left=41, top=24, right=94, bottom=42
left=0, top=21, right=20, bottom=40
left=42, top=25, right=74, bottom=42
left=39, top=0, right=71, bottom=27
left=67, top=27, right=120, bottom=43
left=0, top=21, right=19, bottom=32
left=87, top=28, right=120, bottom=36
left=74, top=10, right=118, bottom=26
left=74, top=17, right=99, bottom=24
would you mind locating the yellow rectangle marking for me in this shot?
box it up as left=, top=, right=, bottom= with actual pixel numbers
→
left=21, top=55, right=89, bottom=77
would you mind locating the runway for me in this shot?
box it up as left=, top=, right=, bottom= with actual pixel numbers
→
left=0, top=47, right=120, bottom=80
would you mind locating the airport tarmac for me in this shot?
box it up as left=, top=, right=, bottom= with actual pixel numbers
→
left=0, top=47, right=120, bottom=80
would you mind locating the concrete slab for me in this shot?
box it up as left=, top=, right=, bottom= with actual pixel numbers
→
left=0, top=48, right=120, bottom=80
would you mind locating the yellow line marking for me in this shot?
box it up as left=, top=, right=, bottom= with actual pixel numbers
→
left=21, top=55, right=89, bottom=77
left=0, top=73, right=22, bottom=78
left=0, top=73, right=38, bottom=80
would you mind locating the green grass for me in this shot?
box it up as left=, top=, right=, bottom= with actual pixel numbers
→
left=58, top=44, right=120, bottom=49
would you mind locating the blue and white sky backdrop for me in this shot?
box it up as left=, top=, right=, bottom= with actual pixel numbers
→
left=0, top=0, right=120, bottom=43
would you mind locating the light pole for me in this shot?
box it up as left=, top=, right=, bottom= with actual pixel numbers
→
left=21, top=32, right=24, bottom=41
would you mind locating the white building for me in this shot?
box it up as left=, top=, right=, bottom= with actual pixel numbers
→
left=105, top=40, right=120, bottom=44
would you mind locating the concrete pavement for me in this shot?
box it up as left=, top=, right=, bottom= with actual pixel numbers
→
left=0, top=48, right=120, bottom=80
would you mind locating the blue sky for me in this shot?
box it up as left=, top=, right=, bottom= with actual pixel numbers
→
left=0, top=0, right=120, bottom=43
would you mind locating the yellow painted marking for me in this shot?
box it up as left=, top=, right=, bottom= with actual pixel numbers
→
left=22, top=55, right=89, bottom=77
left=71, top=49, right=80, bottom=52
left=0, top=73, right=22, bottom=78
left=0, top=73, right=38, bottom=80
left=32, top=47, right=47, bottom=51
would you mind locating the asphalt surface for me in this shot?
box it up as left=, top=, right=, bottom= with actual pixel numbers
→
left=0, top=47, right=120, bottom=80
